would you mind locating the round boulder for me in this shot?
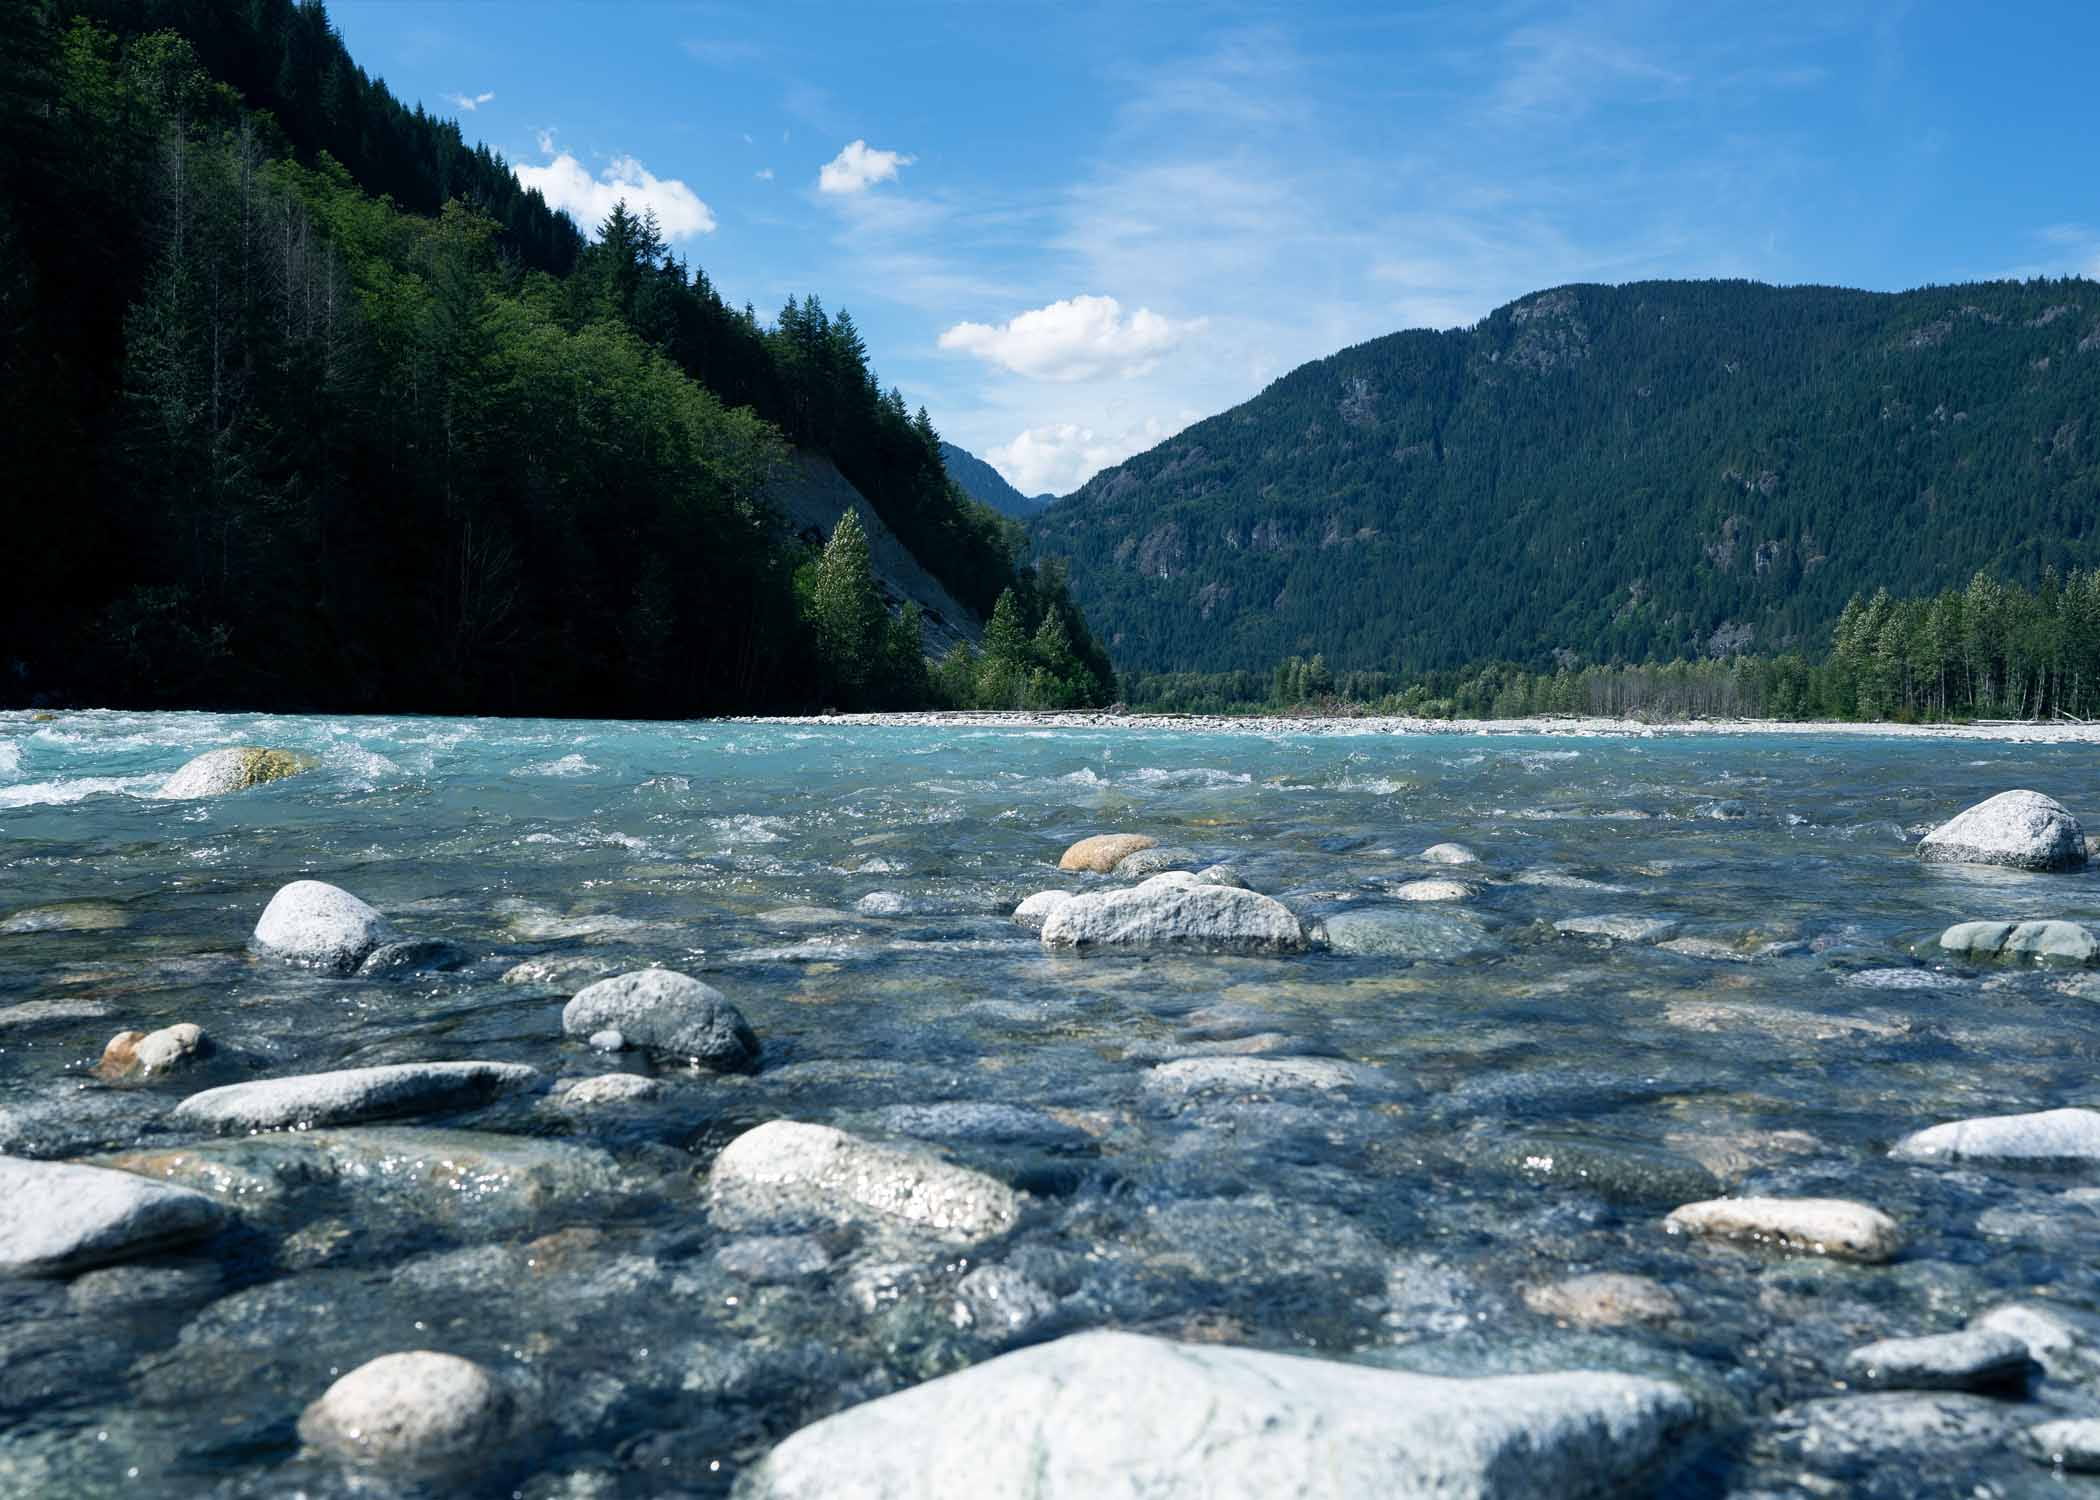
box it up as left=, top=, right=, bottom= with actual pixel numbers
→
left=159, top=746, right=314, bottom=800
left=297, top=1351, right=514, bottom=1467
left=561, top=969, right=759, bottom=1071
left=252, top=880, right=394, bottom=974
left=1917, top=790, right=2086, bottom=872
left=94, top=1023, right=209, bottom=1081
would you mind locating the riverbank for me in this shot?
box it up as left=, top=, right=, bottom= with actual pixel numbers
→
left=729, top=708, right=2100, bottom=742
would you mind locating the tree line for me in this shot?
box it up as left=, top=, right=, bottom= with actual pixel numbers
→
left=1123, top=570, right=2100, bottom=723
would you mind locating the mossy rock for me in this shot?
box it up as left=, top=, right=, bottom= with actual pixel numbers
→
left=159, top=746, right=318, bottom=799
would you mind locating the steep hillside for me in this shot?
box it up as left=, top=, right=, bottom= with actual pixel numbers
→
left=1029, top=279, right=2100, bottom=675
left=940, top=443, right=1046, bottom=519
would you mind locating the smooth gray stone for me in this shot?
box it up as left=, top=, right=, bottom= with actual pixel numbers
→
left=252, top=880, right=395, bottom=973
left=1421, top=842, right=1481, bottom=865
left=1938, top=918, right=2096, bottom=963
left=173, top=1062, right=539, bottom=1133
left=298, top=1351, right=514, bottom=1467
left=1554, top=913, right=1681, bottom=943
left=1321, top=907, right=1495, bottom=959
left=1141, top=1055, right=1389, bottom=1100
left=1843, top=1329, right=2034, bottom=1391
left=0, top=1157, right=226, bottom=1276
left=1663, top=1196, right=1903, bottom=1263
left=1917, top=789, right=2087, bottom=871
left=1041, top=876, right=1307, bottom=954
left=1969, top=1300, right=2100, bottom=1378
left=1111, top=846, right=1202, bottom=877
left=1768, top=1393, right=2023, bottom=1475
left=1890, top=1107, right=2100, bottom=1166
left=2016, top=1418, right=2100, bottom=1472
left=562, top=969, right=759, bottom=1070
left=735, top=1329, right=1700, bottom=1500
left=707, top=1120, right=1020, bottom=1245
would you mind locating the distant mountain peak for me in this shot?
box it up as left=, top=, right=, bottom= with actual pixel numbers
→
left=940, top=443, right=1048, bottom=519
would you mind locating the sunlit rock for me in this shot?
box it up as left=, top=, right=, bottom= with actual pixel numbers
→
left=707, top=1119, right=1020, bottom=1245
left=561, top=969, right=759, bottom=1071
left=1056, top=834, right=1156, bottom=873
left=1917, top=789, right=2086, bottom=871
left=0, top=1156, right=225, bottom=1275
left=252, top=880, right=394, bottom=973
left=158, top=746, right=314, bottom=800
left=298, top=1351, right=515, bottom=1467
left=1662, top=1196, right=1902, bottom=1262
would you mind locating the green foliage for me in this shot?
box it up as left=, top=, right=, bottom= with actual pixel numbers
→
left=934, top=573, right=1117, bottom=710
left=0, top=6, right=1113, bottom=715
left=1033, top=280, right=2100, bottom=680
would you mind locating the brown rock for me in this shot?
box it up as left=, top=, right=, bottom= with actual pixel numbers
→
left=1523, top=1272, right=1682, bottom=1328
left=95, top=1023, right=209, bottom=1081
left=1059, top=834, right=1158, bottom=873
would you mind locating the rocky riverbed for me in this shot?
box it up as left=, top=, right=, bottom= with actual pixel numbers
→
left=3, top=708, right=2100, bottom=1497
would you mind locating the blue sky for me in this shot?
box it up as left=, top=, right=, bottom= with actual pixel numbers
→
left=328, top=0, right=2100, bottom=495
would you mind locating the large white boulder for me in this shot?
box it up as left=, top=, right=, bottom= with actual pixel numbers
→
left=1917, top=789, right=2087, bottom=871
left=158, top=746, right=313, bottom=800
left=736, top=1329, right=1700, bottom=1499
left=0, top=1156, right=226, bottom=1276
left=1041, top=875, right=1307, bottom=954
left=1890, top=1107, right=2100, bottom=1167
left=252, top=880, right=394, bottom=973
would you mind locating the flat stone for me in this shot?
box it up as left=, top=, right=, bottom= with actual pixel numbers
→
left=252, top=880, right=394, bottom=974
left=1769, top=1393, right=2022, bottom=1474
left=95, top=1023, right=210, bottom=1080
left=1663, top=1196, right=1903, bottom=1262
left=173, top=1062, right=540, bottom=1132
left=0, top=999, right=114, bottom=1029
left=1141, top=1055, right=1382, bottom=1099
left=1843, top=1328, right=2034, bottom=1391
left=1011, top=890, right=1075, bottom=932
left=708, top=1120, right=1020, bottom=1245
left=561, top=969, right=759, bottom=1071
left=1523, top=1273, right=1682, bottom=1328
left=1421, top=842, right=1481, bottom=865
left=159, top=746, right=313, bottom=800
left=0, top=1156, right=226, bottom=1275
left=1041, top=877, right=1307, bottom=954
left=1320, top=907, right=1495, bottom=959
left=1555, top=914, right=1680, bottom=943
left=0, top=901, right=129, bottom=935
left=1970, top=1300, right=2100, bottom=1378
left=1471, top=1132, right=1720, bottom=1207
left=1058, top=834, right=1156, bottom=873
left=1938, top=919, right=2097, bottom=963
left=298, top=1351, right=513, bottom=1467
left=1392, top=878, right=1473, bottom=902
left=1890, top=1107, right=2100, bottom=1167
left=1917, top=789, right=2087, bottom=871
left=554, top=1074, right=661, bottom=1108
left=735, top=1329, right=1700, bottom=1500
left=500, top=954, right=626, bottom=989
left=2016, top=1418, right=2100, bottom=1472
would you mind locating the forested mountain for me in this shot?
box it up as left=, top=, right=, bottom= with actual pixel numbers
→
left=1029, top=280, right=2100, bottom=676
left=940, top=443, right=1046, bottom=519
left=0, top=0, right=1112, bottom=713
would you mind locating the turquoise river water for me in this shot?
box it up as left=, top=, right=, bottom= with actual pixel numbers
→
left=2, top=709, right=2098, bottom=1496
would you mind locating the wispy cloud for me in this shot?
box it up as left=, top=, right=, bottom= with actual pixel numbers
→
left=818, top=140, right=916, bottom=195
left=514, top=137, right=717, bottom=239
left=443, top=90, right=495, bottom=114
left=755, top=167, right=774, bottom=182
left=684, top=38, right=763, bottom=66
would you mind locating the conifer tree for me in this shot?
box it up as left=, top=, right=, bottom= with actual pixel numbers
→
left=810, top=509, right=886, bottom=699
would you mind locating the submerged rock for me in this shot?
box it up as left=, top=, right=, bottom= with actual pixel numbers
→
left=1392, top=878, right=1473, bottom=902
left=561, top=969, right=760, bottom=1071
left=1057, top=834, right=1156, bottom=873
left=1193, top=864, right=1249, bottom=889
left=0, top=1157, right=226, bottom=1275
left=173, top=1061, right=539, bottom=1133
left=1662, top=1196, right=1903, bottom=1263
left=158, top=746, right=313, bottom=800
left=1969, top=1300, right=2100, bottom=1379
left=252, top=880, right=395, bottom=973
left=0, top=901, right=129, bottom=935
left=1141, top=1055, right=1387, bottom=1100
left=1040, top=876, right=1307, bottom=954
left=356, top=938, right=473, bottom=977
left=1554, top=914, right=1680, bottom=944
left=94, top=1022, right=209, bottom=1081
left=1420, top=842, right=1481, bottom=865
left=549, top=1074, right=661, bottom=1109
left=2016, top=1418, right=2100, bottom=1472
left=1011, top=890, right=1076, bottom=931
left=1766, top=1393, right=2022, bottom=1475
left=298, top=1350, right=514, bottom=1467
left=1937, top=919, right=2096, bottom=963
left=1889, top=1106, right=2100, bottom=1166
left=1916, top=789, right=2087, bottom=871
left=1523, top=1273, right=1682, bottom=1328
left=707, top=1119, right=1021, bottom=1245
left=1319, top=907, right=1493, bottom=959
left=735, top=1329, right=1700, bottom=1500
left=1842, top=1329, right=2033, bottom=1392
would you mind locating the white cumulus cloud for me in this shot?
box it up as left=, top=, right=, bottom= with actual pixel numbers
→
left=938, top=295, right=1207, bottom=382
left=514, top=147, right=716, bottom=240
left=818, top=139, right=915, bottom=195
left=986, top=417, right=1173, bottom=497
left=443, top=90, right=495, bottom=113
